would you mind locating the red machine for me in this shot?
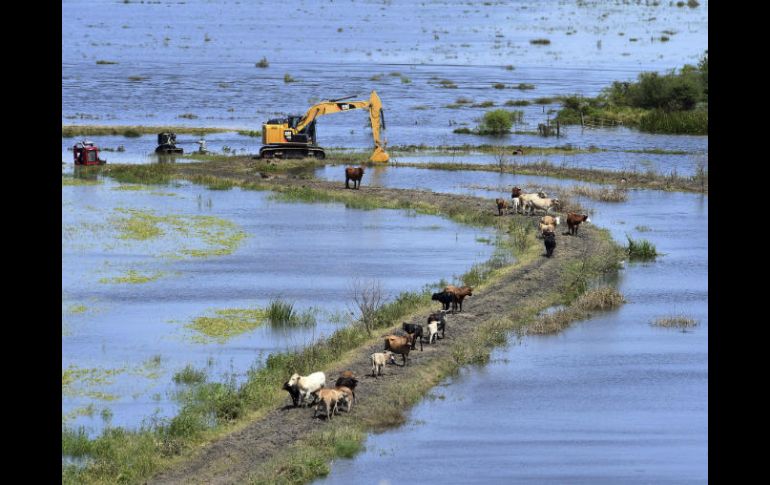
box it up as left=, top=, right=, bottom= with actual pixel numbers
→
left=73, top=140, right=106, bottom=166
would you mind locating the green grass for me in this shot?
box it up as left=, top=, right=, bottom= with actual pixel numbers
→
left=625, top=235, right=658, bottom=260
left=528, top=287, right=625, bottom=335
left=62, top=175, right=102, bottom=186
left=265, top=299, right=316, bottom=328
left=638, top=109, right=707, bottom=135
left=387, top=159, right=705, bottom=194
left=172, top=365, right=207, bottom=385
left=62, top=125, right=230, bottom=138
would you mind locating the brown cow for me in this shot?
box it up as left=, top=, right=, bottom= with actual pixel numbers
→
left=566, top=212, right=591, bottom=236
left=345, top=166, right=365, bottom=189
left=444, top=285, right=473, bottom=313
left=495, top=198, right=509, bottom=216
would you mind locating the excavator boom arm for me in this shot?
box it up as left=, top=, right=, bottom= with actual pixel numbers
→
left=295, top=91, right=389, bottom=162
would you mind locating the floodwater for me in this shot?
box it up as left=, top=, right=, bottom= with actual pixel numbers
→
left=315, top=182, right=708, bottom=484
left=62, top=177, right=497, bottom=435
left=62, top=0, right=708, bottom=160
left=61, top=0, right=707, bottom=478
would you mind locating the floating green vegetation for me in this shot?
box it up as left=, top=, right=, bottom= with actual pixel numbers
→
left=62, top=176, right=101, bottom=186
left=63, top=404, right=96, bottom=423
left=514, top=83, right=536, bottom=90
left=256, top=57, right=269, bottom=68
left=186, top=307, right=268, bottom=342
left=437, top=79, right=458, bottom=88
left=493, top=83, right=506, bottom=89
left=112, top=208, right=164, bottom=240
left=505, top=100, right=530, bottom=106
left=99, top=270, right=166, bottom=285
left=178, top=113, right=198, bottom=120
left=62, top=366, right=126, bottom=397
left=108, top=208, right=248, bottom=258
left=635, top=225, right=652, bottom=232
left=178, top=215, right=248, bottom=258
left=67, top=304, right=88, bottom=314
left=626, top=235, right=659, bottom=260
left=112, top=184, right=147, bottom=191
left=652, top=315, right=699, bottom=329
left=128, top=75, right=148, bottom=81
left=284, top=73, right=296, bottom=83
left=95, top=60, right=118, bottom=65
left=401, top=76, right=412, bottom=84
left=530, top=38, right=551, bottom=45
left=237, top=130, right=262, bottom=137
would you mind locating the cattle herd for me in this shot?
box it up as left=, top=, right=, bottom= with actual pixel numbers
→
left=499, top=186, right=591, bottom=258
left=287, top=177, right=593, bottom=419
left=281, top=288, right=461, bottom=420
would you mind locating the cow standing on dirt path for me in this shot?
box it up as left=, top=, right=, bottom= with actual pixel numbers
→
left=345, top=167, right=365, bottom=189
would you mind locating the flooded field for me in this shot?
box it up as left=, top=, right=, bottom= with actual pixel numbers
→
left=315, top=186, right=708, bottom=484
left=63, top=0, right=708, bottom=158
left=62, top=0, right=707, bottom=482
left=62, top=176, right=497, bottom=435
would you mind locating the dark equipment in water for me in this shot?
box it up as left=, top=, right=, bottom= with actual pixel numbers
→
left=155, top=132, right=184, bottom=154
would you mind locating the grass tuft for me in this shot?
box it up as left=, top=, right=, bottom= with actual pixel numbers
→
left=626, top=235, right=658, bottom=260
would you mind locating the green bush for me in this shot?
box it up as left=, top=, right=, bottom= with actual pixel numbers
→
left=477, top=110, right=521, bottom=135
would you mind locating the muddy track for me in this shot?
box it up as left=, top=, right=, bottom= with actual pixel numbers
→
left=149, top=161, right=600, bottom=485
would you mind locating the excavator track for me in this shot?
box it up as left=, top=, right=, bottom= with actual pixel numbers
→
left=257, top=144, right=325, bottom=160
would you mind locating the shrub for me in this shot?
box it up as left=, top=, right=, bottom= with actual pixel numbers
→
left=478, top=110, right=515, bottom=135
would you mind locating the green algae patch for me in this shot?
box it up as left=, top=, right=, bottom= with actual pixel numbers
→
left=62, top=176, right=102, bottom=186
left=99, top=270, right=166, bottom=284
left=178, top=216, right=248, bottom=258
left=109, top=208, right=248, bottom=258
left=112, top=184, right=147, bottom=191
left=186, top=308, right=268, bottom=343
left=112, top=208, right=165, bottom=240
left=62, top=366, right=126, bottom=397
left=67, top=304, right=88, bottom=314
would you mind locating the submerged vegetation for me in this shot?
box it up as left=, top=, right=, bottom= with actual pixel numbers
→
left=652, top=315, right=699, bottom=329
left=625, top=235, right=659, bottom=260
left=187, top=308, right=268, bottom=342
left=556, top=51, right=708, bottom=134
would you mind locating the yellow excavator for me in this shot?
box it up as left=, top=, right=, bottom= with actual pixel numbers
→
left=257, top=90, right=389, bottom=162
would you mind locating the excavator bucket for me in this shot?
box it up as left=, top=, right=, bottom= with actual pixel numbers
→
left=369, top=145, right=390, bottom=163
